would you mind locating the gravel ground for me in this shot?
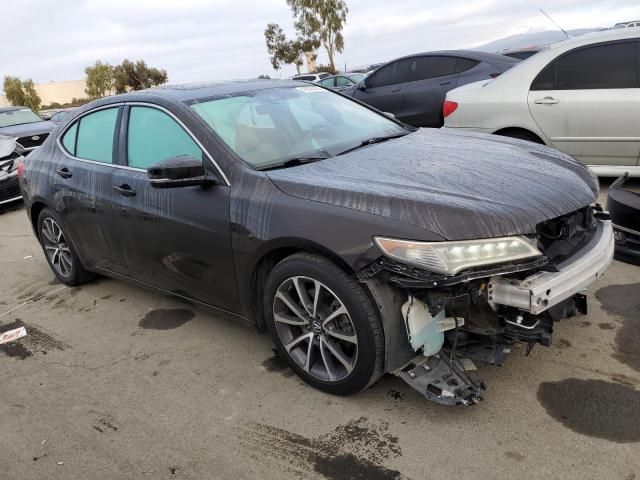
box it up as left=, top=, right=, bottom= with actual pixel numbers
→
left=0, top=178, right=638, bottom=480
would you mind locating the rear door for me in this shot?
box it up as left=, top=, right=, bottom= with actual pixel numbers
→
left=54, top=106, right=122, bottom=269
left=352, top=59, right=411, bottom=116
left=108, top=104, right=239, bottom=312
left=528, top=40, right=640, bottom=167
left=401, top=56, right=461, bottom=127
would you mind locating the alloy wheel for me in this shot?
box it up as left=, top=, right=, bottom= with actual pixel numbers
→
left=41, top=218, right=73, bottom=277
left=273, top=276, right=358, bottom=382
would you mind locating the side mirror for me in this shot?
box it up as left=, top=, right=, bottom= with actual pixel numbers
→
left=358, top=80, right=367, bottom=91
left=147, top=155, right=217, bottom=189
left=382, top=111, right=397, bottom=120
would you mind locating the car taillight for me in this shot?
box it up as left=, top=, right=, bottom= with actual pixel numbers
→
left=17, top=159, right=24, bottom=178
left=443, top=100, right=458, bottom=118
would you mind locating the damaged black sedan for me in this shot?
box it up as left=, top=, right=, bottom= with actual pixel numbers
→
left=18, top=80, right=614, bottom=405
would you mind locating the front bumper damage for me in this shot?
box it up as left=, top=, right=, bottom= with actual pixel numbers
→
left=360, top=216, right=614, bottom=406
left=488, top=220, right=614, bottom=315
left=0, top=137, right=24, bottom=206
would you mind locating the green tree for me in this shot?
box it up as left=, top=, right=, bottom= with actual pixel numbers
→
left=264, top=23, right=320, bottom=74
left=3, top=76, right=26, bottom=106
left=85, top=61, right=114, bottom=99
left=3, top=76, right=41, bottom=111
left=22, top=79, right=41, bottom=111
left=287, top=0, right=348, bottom=71
left=112, top=59, right=168, bottom=94
left=265, top=23, right=302, bottom=73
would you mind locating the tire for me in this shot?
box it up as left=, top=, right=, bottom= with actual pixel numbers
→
left=497, top=129, right=544, bottom=144
left=37, top=207, right=93, bottom=286
left=264, top=252, right=384, bottom=396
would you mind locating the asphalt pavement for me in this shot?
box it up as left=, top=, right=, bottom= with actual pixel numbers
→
left=0, top=180, right=638, bottom=479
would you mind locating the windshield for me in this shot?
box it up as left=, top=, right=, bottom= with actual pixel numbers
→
left=0, top=109, right=44, bottom=128
left=191, top=85, right=406, bottom=168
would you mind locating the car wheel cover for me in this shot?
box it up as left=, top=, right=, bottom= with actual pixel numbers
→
left=41, top=218, right=73, bottom=277
left=273, top=276, right=358, bottom=382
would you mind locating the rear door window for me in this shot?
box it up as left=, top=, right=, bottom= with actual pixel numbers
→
left=62, top=107, right=119, bottom=163
left=407, top=56, right=457, bottom=82
left=532, top=41, right=640, bottom=90
left=127, top=106, right=202, bottom=169
left=366, top=59, right=411, bottom=88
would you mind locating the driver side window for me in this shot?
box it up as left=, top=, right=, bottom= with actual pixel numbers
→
left=127, top=106, right=203, bottom=169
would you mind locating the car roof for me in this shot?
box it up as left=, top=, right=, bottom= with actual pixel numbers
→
left=546, top=26, right=640, bottom=51
left=0, top=106, right=31, bottom=113
left=76, top=79, right=310, bottom=111
left=391, top=49, right=519, bottom=63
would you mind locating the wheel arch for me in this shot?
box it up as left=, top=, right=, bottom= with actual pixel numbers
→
left=248, top=238, right=356, bottom=332
left=493, top=126, right=546, bottom=144
left=29, top=199, right=51, bottom=237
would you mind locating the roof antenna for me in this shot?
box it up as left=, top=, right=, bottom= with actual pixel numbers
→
left=540, top=9, right=571, bottom=39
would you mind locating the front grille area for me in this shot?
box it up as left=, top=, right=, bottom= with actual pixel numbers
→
left=16, top=132, right=49, bottom=150
left=0, top=177, right=21, bottom=202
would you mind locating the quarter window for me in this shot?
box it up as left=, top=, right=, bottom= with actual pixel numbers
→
left=127, top=106, right=202, bottom=169
left=61, top=122, right=78, bottom=154
left=455, top=58, right=479, bottom=73
left=408, top=56, right=457, bottom=82
left=532, top=41, right=640, bottom=90
left=61, top=107, right=119, bottom=163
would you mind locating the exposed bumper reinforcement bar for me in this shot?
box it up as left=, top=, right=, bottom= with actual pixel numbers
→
left=488, top=220, right=614, bottom=315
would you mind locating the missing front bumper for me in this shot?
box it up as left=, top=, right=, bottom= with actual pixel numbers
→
left=488, top=220, right=614, bottom=315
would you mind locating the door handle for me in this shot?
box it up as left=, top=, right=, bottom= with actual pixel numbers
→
left=112, top=184, right=136, bottom=197
left=440, top=81, right=451, bottom=86
left=391, top=88, right=402, bottom=92
left=534, top=97, right=559, bottom=105
left=56, top=167, right=72, bottom=179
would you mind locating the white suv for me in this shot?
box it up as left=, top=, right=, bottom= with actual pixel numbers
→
left=443, top=28, right=640, bottom=176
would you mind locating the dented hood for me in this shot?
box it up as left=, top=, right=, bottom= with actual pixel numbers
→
left=267, top=128, right=598, bottom=240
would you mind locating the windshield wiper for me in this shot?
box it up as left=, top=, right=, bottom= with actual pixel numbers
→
left=256, top=155, right=329, bottom=171
left=337, top=132, right=409, bottom=156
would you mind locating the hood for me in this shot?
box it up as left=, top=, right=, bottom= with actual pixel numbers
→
left=0, top=121, right=55, bottom=137
left=267, top=128, right=597, bottom=240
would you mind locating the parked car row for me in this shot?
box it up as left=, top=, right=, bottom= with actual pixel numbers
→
left=443, top=28, right=640, bottom=177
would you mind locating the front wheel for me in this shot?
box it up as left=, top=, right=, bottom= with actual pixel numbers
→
left=264, top=253, right=384, bottom=395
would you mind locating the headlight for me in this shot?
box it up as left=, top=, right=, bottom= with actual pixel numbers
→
left=374, top=236, right=542, bottom=275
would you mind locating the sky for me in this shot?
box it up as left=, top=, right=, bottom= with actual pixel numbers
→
left=2, top=0, right=639, bottom=85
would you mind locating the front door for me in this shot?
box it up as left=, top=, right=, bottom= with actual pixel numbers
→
left=109, top=104, right=239, bottom=312
left=353, top=59, right=411, bottom=117
left=528, top=40, right=640, bottom=167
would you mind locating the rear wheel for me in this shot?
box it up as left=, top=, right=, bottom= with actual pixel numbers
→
left=264, top=253, right=384, bottom=395
left=37, top=208, right=93, bottom=286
